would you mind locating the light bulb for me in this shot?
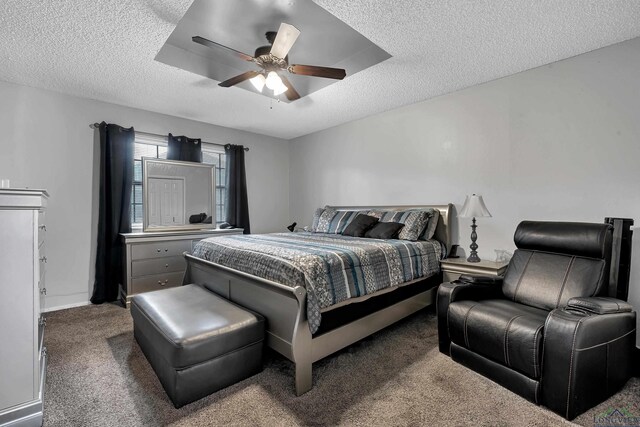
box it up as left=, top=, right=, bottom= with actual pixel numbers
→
left=249, top=74, right=266, bottom=92
left=273, top=81, right=288, bottom=96
left=265, top=71, right=282, bottom=90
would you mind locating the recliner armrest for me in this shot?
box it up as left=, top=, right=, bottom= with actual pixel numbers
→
left=566, top=296, right=632, bottom=315
left=436, top=279, right=504, bottom=355
left=458, top=274, right=504, bottom=286
left=541, top=306, right=636, bottom=419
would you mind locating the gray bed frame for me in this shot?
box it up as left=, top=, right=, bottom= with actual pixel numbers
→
left=183, top=204, right=453, bottom=395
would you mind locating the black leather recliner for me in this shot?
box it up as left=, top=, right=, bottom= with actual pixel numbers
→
left=437, top=221, right=636, bottom=420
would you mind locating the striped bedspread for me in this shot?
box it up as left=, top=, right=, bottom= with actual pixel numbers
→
left=192, top=232, right=444, bottom=334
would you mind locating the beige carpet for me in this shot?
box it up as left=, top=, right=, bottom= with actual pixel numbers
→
left=42, top=303, right=640, bottom=426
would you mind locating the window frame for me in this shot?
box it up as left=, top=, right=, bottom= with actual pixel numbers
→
left=130, top=134, right=226, bottom=229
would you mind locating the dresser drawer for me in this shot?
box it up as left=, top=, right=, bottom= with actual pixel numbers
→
left=131, top=256, right=186, bottom=277
left=131, top=271, right=184, bottom=294
left=131, top=240, right=192, bottom=260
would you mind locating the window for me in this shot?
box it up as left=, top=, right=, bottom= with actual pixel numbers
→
left=131, top=136, right=226, bottom=228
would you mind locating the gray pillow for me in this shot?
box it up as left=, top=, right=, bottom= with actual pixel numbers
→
left=421, top=209, right=440, bottom=240
left=312, top=208, right=338, bottom=233
left=367, top=210, right=429, bottom=241
left=342, top=214, right=379, bottom=237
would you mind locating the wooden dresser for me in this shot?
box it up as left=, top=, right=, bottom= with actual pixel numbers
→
left=120, top=229, right=243, bottom=306
left=0, top=189, right=48, bottom=426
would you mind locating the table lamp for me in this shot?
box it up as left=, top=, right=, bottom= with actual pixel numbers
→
left=459, top=194, right=492, bottom=262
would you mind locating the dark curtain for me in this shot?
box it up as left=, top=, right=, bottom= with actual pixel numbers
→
left=225, top=144, right=250, bottom=234
left=91, top=122, right=135, bottom=304
left=167, top=133, right=202, bottom=162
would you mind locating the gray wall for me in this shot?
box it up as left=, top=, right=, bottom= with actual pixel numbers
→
left=0, top=80, right=290, bottom=310
left=289, top=38, right=640, bottom=342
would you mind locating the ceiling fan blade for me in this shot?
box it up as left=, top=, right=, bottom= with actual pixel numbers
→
left=219, top=71, right=260, bottom=88
left=280, top=76, right=301, bottom=101
left=192, top=36, right=254, bottom=62
left=289, top=64, right=346, bottom=80
left=270, top=23, right=300, bottom=59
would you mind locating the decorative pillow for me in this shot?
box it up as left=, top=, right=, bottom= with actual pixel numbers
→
left=313, top=208, right=338, bottom=233
left=342, top=214, right=379, bottom=237
left=311, top=207, right=324, bottom=231
left=326, top=210, right=361, bottom=234
left=421, top=208, right=440, bottom=240
left=364, top=222, right=404, bottom=239
left=367, top=210, right=429, bottom=241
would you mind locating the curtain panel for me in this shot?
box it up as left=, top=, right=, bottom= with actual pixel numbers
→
left=167, top=133, right=202, bottom=163
left=225, top=144, right=251, bottom=234
left=91, top=122, right=135, bottom=303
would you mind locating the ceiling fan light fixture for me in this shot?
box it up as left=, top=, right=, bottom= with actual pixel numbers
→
left=249, top=74, right=266, bottom=92
left=273, top=81, right=288, bottom=96
left=265, top=71, right=282, bottom=90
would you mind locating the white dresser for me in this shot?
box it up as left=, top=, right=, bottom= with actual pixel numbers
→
left=119, top=229, right=243, bottom=306
left=0, top=189, right=48, bottom=427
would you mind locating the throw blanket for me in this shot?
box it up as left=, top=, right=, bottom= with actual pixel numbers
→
left=192, top=232, right=444, bottom=334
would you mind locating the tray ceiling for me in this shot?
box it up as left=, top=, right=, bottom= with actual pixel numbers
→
left=156, top=0, right=390, bottom=101
left=1, top=1, right=640, bottom=139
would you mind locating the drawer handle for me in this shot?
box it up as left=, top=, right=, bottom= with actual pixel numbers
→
left=157, top=279, right=169, bottom=286
left=165, top=264, right=169, bottom=268
left=40, top=256, right=47, bottom=263
left=39, top=225, right=47, bottom=231
left=156, top=249, right=161, bottom=253
left=40, top=288, right=47, bottom=295
left=164, top=248, right=168, bottom=252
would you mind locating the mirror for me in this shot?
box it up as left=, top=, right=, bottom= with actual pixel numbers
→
left=142, top=158, right=216, bottom=232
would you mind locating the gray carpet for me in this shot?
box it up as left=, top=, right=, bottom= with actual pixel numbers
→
left=42, top=303, right=640, bottom=426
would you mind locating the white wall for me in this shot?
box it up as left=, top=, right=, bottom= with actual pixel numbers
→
left=290, top=38, right=640, bottom=341
left=0, top=81, right=290, bottom=310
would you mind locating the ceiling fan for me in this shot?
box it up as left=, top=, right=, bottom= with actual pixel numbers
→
left=192, top=23, right=346, bottom=101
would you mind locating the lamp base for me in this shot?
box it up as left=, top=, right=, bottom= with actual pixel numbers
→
left=467, top=252, right=481, bottom=263
left=467, top=217, right=481, bottom=262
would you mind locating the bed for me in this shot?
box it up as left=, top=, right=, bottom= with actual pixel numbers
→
left=183, top=204, right=453, bottom=395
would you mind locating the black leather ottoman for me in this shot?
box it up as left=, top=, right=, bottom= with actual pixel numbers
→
left=131, top=284, right=265, bottom=408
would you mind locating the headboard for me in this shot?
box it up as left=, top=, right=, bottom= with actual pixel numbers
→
left=327, top=204, right=454, bottom=255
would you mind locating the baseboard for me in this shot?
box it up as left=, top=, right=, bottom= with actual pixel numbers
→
left=634, top=347, right=640, bottom=377
left=43, top=300, right=91, bottom=313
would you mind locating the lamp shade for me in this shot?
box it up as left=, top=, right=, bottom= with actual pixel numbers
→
left=265, top=71, right=282, bottom=90
left=459, top=194, right=492, bottom=218
left=249, top=74, right=266, bottom=92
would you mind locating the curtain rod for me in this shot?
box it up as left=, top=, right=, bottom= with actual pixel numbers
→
left=89, top=123, right=249, bottom=151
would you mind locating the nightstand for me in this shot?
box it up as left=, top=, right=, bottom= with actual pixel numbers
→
left=440, top=257, right=509, bottom=283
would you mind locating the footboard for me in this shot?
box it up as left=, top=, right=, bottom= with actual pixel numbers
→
left=184, top=253, right=313, bottom=393
left=184, top=253, right=437, bottom=396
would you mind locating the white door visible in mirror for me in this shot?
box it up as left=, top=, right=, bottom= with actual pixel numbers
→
left=142, top=158, right=216, bottom=232
left=148, top=178, right=185, bottom=226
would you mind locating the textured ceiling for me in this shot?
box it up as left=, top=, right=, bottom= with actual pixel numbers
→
left=1, top=1, right=640, bottom=140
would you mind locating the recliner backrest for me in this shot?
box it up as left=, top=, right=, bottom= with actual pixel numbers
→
left=502, top=221, right=612, bottom=311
